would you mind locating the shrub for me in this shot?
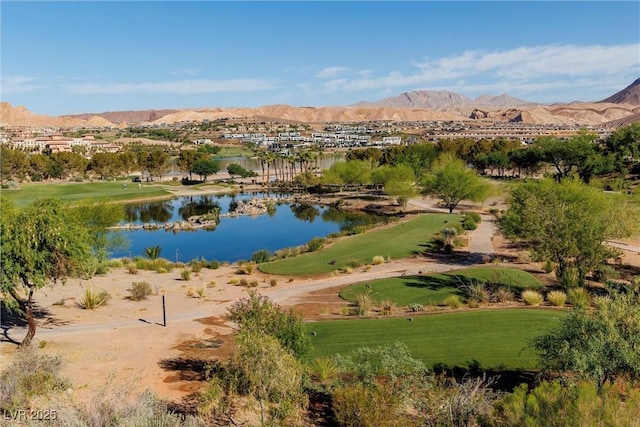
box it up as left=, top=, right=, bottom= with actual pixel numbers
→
left=494, top=287, right=514, bottom=303
left=372, top=255, right=385, bottom=265
left=228, top=278, right=239, bottom=285
left=380, top=299, right=396, bottom=315
left=568, top=288, right=591, bottom=309
left=189, top=261, right=203, bottom=273
left=237, top=262, right=255, bottom=275
left=461, top=212, right=481, bottom=230
left=522, top=290, right=543, bottom=306
left=547, top=290, right=567, bottom=307
left=208, top=259, right=220, bottom=269
left=592, top=265, right=620, bottom=282
left=353, top=290, right=371, bottom=316
left=143, top=245, right=162, bottom=260
left=180, top=269, right=191, bottom=281
left=306, top=237, right=326, bottom=252
left=465, top=282, right=489, bottom=303
left=128, top=281, right=153, bottom=301
left=207, top=281, right=216, bottom=288
left=239, top=278, right=249, bottom=287
left=0, top=347, right=71, bottom=412
left=127, top=263, right=138, bottom=275
left=341, top=266, right=354, bottom=274
left=346, top=259, right=362, bottom=268
left=407, top=303, right=425, bottom=312
left=307, top=357, right=339, bottom=387
left=196, top=288, right=205, bottom=299
left=270, top=278, right=278, bottom=287
left=444, top=295, right=462, bottom=309
left=543, top=260, right=555, bottom=274
left=251, top=249, right=272, bottom=263
left=79, top=287, right=111, bottom=310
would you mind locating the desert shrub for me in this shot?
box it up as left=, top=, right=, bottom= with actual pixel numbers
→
left=127, top=263, right=138, bottom=275
left=568, top=288, right=591, bottom=309
left=127, top=282, right=153, bottom=301
left=196, top=288, right=205, bottom=298
left=251, top=249, right=272, bottom=263
left=94, top=262, right=109, bottom=275
left=79, top=287, right=111, bottom=310
left=372, top=255, right=385, bottom=265
left=522, top=290, right=543, bottom=306
left=238, top=278, right=249, bottom=287
left=464, top=282, right=489, bottom=303
left=208, top=259, right=220, bottom=269
left=333, top=383, right=407, bottom=427
left=547, top=290, right=567, bottom=307
left=444, top=295, right=462, bottom=309
left=0, top=347, right=70, bottom=412
left=249, top=280, right=258, bottom=288
left=353, top=290, right=372, bottom=316
left=306, top=237, right=326, bottom=252
left=346, top=259, right=362, bottom=268
left=542, top=260, right=555, bottom=274
left=493, top=287, right=514, bottom=303
left=407, top=303, right=425, bottom=312
left=207, top=281, right=216, bottom=288
left=189, top=261, right=203, bottom=273
left=558, top=266, right=580, bottom=289
left=237, top=262, right=255, bottom=275
left=592, top=265, right=620, bottom=282
left=270, top=278, right=278, bottom=287
left=380, top=299, right=396, bottom=315
left=341, top=266, right=354, bottom=274
left=461, top=212, right=481, bottom=230
left=180, top=269, right=191, bottom=281
left=128, top=281, right=152, bottom=301
left=228, top=278, right=239, bottom=285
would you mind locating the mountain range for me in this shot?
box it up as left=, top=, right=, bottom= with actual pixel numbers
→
left=1, top=79, right=639, bottom=128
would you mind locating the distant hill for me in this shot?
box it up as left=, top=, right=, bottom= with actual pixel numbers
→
left=599, top=78, right=640, bottom=105
left=355, top=90, right=533, bottom=110
left=2, top=80, right=640, bottom=128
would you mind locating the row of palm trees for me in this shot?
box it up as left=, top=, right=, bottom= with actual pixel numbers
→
left=253, top=148, right=325, bottom=183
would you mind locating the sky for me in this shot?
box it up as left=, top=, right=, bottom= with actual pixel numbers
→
left=1, top=1, right=639, bottom=116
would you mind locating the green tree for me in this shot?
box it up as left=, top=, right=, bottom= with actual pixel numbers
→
left=499, top=179, right=639, bottom=287
left=531, top=291, right=640, bottom=387
left=534, top=132, right=597, bottom=181
left=191, top=158, right=219, bottom=181
left=89, top=152, right=121, bottom=179
left=48, top=152, right=88, bottom=179
left=226, top=290, right=311, bottom=358
left=231, top=330, right=306, bottom=426
left=0, top=147, right=29, bottom=180
left=176, top=149, right=207, bottom=180
left=421, top=153, right=491, bottom=213
left=0, top=199, right=104, bottom=346
left=605, top=122, right=640, bottom=161
left=140, top=149, right=170, bottom=180
left=227, top=163, right=258, bottom=179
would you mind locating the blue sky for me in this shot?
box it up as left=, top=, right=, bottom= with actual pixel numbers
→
left=1, top=1, right=639, bottom=116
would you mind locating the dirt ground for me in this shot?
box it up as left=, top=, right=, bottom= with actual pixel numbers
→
left=1, top=197, right=639, bottom=412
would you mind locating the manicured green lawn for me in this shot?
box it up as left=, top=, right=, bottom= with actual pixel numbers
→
left=339, top=266, right=543, bottom=306
left=306, top=309, right=566, bottom=370
left=259, top=213, right=461, bottom=276
left=0, top=181, right=171, bottom=207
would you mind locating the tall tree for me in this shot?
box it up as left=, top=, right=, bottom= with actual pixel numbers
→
left=500, top=178, right=639, bottom=287
left=1, top=198, right=119, bottom=346
left=191, top=158, right=219, bottom=181
left=421, top=153, right=491, bottom=213
left=176, top=149, right=207, bottom=180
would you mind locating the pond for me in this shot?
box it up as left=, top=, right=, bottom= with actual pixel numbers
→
left=110, top=192, right=383, bottom=262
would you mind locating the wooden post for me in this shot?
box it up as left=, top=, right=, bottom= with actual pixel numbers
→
left=162, top=295, right=166, bottom=327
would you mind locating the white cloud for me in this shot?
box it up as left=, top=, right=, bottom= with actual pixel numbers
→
left=315, top=66, right=350, bottom=79
left=0, top=75, right=47, bottom=94
left=314, top=44, right=639, bottom=95
left=171, top=68, right=202, bottom=76
left=65, top=78, right=280, bottom=95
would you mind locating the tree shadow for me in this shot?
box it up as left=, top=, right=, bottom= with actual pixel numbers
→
left=402, top=275, right=464, bottom=296
left=0, top=301, right=66, bottom=345
left=158, top=357, right=219, bottom=382
left=433, top=360, right=539, bottom=393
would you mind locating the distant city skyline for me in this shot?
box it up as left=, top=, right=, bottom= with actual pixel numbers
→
left=1, top=1, right=638, bottom=116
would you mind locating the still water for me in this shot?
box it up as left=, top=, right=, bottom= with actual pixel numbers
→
left=111, top=192, right=381, bottom=262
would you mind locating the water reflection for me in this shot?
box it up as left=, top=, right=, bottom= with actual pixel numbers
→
left=113, top=192, right=384, bottom=262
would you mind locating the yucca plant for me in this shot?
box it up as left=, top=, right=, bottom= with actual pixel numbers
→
left=79, top=287, right=111, bottom=310
left=307, top=357, right=340, bottom=387
left=143, top=245, right=162, bottom=260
